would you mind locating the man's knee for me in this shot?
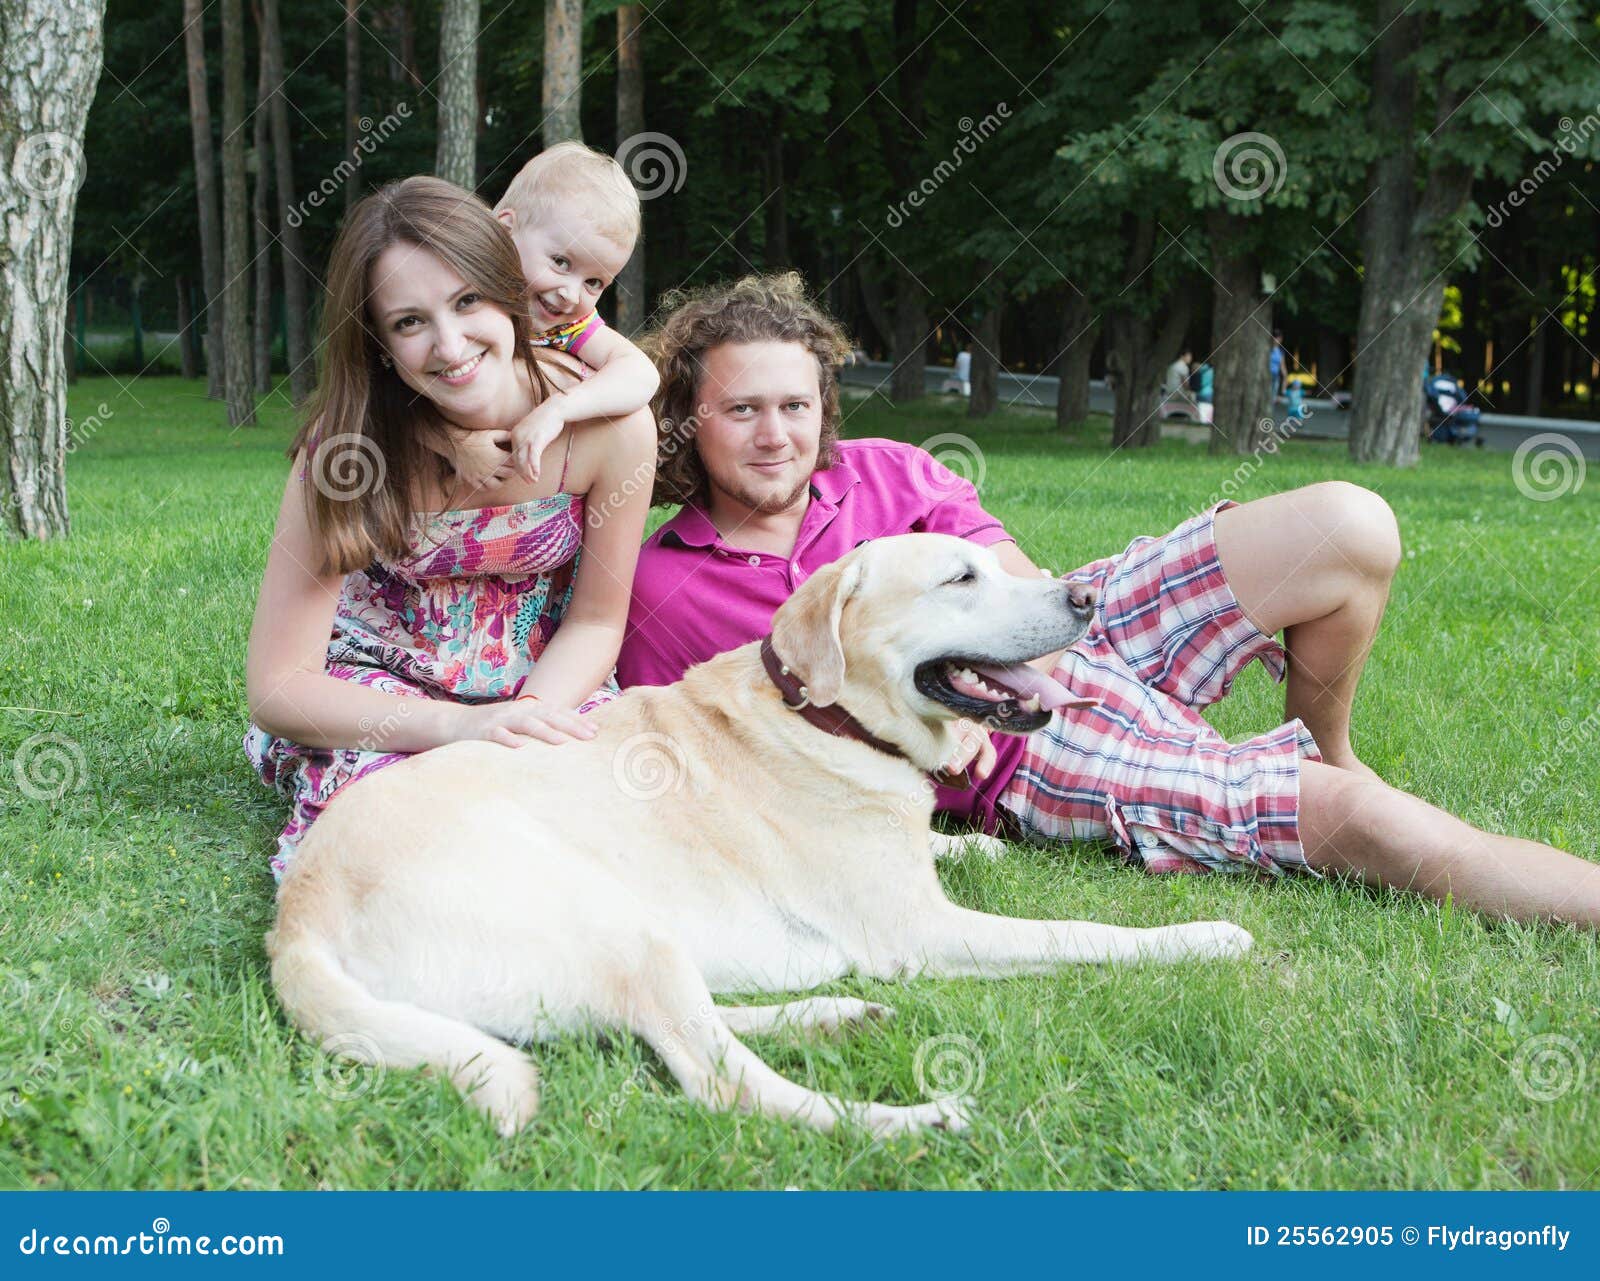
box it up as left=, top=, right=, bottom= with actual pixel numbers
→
left=1298, top=481, right=1401, bottom=583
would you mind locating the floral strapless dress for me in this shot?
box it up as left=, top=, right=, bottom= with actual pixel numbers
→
left=244, top=492, right=617, bottom=880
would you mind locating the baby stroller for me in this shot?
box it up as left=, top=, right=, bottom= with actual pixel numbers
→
left=1423, top=371, right=1482, bottom=446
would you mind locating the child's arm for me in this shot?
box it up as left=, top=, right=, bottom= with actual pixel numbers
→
left=511, top=326, right=660, bottom=483
left=424, top=425, right=515, bottom=496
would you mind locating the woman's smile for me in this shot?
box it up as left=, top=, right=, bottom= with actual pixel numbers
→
left=433, top=350, right=486, bottom=386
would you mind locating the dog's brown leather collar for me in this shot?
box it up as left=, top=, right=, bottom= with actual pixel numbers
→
left=758, top=636, right=972, bottom=790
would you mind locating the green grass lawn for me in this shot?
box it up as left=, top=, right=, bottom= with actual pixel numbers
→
left=2, top=376, right=1596, bottom=1190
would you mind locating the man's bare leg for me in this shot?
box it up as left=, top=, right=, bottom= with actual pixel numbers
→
left=1297, top=760, right=1600, bottom=927
left=1213, top=482, right=1400, bottom=779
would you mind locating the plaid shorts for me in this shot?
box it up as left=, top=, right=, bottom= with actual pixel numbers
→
left=998, top=501, right=1322, bottom=875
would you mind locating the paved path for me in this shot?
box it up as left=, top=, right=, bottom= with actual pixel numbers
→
left=840, top=360, right=1600, bottom=461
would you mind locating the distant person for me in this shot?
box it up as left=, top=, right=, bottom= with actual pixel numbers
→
left=942, top=345, right=973, bottom=397
left=1165, top=348, right=1193, bottom=397
left=1190, top=357, right=1214, bottom=424
left=1270, top=330, right=1286, bottom=398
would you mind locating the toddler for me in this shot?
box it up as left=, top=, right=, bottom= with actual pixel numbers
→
left=452, top=141, right=659, bottom=488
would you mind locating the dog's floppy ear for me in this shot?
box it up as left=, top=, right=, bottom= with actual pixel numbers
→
left=770, top=555, right=864, bottom=707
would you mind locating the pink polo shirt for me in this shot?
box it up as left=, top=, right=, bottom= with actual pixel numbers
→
left=617, top=437, right=1024, bottom=829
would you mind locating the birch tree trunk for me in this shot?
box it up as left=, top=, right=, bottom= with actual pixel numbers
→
left=435, top=0, right=479, bottom=186
left=614, top=4, right=644, bottom=335
left=0, top=0, right=107, bottom=538
left=542, top=0, right=583, bottom=146
left=262, top=0, right=313, bottom=403
left=219, top=0, right=256, bottom=425
left=182, top=0, right=225, bottom=398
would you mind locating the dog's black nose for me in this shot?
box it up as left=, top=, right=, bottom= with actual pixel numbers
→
left=1065, top=580, right=1098, bottom=617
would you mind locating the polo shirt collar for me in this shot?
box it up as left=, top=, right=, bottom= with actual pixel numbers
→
left=657, top=456, right=861, bottom=550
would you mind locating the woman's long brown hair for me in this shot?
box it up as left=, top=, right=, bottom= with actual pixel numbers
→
left=291, top=175, right=559, bottom=575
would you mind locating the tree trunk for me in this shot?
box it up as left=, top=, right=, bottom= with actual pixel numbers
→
left=177, top=275, right=199, bottom=379
left=345, top=0, right=361, bottom=214
left=434, top=0, right=479, bottom=187
left=614, top=4, right=644, bottom=335
left=1053, top=293, right=1095, bottom=431
left=967, top=285, right=1001, bottom=419
left=219, top=0, right=256, bottom=426
left=251, top=7, right=273, bottom=394
left=1348, top=1, right=1472, bottom=465
left=888, top=270, right=928, bottom=402
left=0, top=0, right=106, bottom=539
left=262, top=0, right=313, bottom=404
left=1208, top=217, right=1273, bottom=454
left=1524, top=315, right=1546, bottom=416
left=542, top=0, right=583, bottom=146
left=854, top=252, right=891, bottom=353
left=182, top=0, right=225, bottom=399
left=1108, top=295, right=1192, bottom=449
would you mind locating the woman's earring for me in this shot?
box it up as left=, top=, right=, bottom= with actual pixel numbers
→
left=379, top=352, right=393, bottom=369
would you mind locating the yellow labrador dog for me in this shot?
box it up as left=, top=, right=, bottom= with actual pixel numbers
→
left=268, top=533, right=1252, bottom=1138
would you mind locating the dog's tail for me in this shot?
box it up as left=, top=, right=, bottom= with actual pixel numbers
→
left=267, top=919, right=541, bottom=1136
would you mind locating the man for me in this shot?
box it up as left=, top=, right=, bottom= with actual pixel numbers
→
left=1270, top=330, right=1287, bottom=398
left=618, top=272, right=1599, bottom=926
left=1164, top=348, right=1192, bottom=398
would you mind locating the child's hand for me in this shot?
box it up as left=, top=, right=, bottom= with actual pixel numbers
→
left=510, top=398, right=568, bottom=484
left=446, top=427, right=514, bottom=493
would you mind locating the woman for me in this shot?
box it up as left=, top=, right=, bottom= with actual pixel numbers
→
left=245, top=177, right=654, bottom=880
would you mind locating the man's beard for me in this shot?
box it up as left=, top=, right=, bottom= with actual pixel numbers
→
left=712, top=468, right=811, bottom=517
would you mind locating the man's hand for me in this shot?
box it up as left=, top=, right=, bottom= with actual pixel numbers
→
left=510, top=397, right=569, bottom=483
left=445, top=427, right=514, bottom=493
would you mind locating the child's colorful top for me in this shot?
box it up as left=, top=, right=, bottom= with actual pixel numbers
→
left=531, top=310, right=605, bottom=357
left=244, top=474, right=617, bottom=881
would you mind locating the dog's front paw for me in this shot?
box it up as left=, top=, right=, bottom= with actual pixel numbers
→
left=461, top=1055, right=542, bottom=1137
left=866, top=1094, right=975, bottom=1138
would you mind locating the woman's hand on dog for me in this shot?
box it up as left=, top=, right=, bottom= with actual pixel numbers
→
left=465, top=700, right=599, bottom=748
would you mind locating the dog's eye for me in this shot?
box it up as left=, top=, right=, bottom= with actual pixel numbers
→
left=945, top=569, right=977, bottom=586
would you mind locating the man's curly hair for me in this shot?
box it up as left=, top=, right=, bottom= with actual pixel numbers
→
left=642, top=272, right=855, bottom=508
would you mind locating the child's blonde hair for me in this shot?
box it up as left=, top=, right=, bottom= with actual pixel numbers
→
left=495, top=141, right=642, bottom=251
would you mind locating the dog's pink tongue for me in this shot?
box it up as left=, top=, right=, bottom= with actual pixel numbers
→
left=973, top=662, right=1098, bottom=712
